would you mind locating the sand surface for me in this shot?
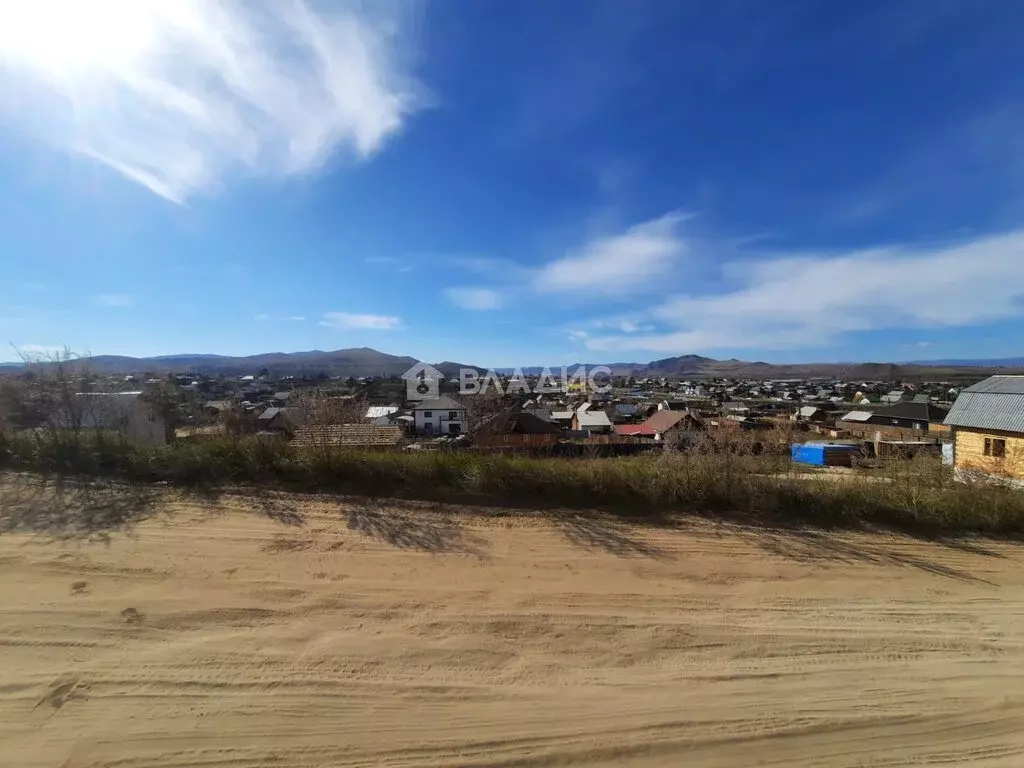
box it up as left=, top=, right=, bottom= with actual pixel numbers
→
left=2, top=476, right=1024, bottom=767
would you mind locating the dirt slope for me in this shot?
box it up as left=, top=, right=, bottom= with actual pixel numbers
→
left=2, top=478, right=1024, bottom=767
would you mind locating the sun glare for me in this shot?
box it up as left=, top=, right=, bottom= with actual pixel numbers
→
left=0, top=0, right=160, bottom=79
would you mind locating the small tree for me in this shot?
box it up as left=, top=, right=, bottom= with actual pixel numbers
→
left=141, top=380, right=184, bottom=443
left=462, top=391, right=513, bottom=436
left=10, top=346, right=96, bottom=442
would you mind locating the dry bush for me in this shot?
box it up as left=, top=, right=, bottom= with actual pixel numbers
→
left=0, top=430, right=1021, bottom=535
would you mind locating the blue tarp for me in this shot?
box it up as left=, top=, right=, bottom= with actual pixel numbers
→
left=791, top=442, right=859, bottom=466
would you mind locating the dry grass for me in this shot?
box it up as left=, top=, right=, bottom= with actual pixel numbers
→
left=1, top=428, right=1022, bottom=536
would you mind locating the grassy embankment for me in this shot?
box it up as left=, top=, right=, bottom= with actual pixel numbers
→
left=2, top=429, right=1022, bottom=536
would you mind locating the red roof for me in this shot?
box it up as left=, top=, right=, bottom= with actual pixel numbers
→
left=614, top=424, right=657, bottom=436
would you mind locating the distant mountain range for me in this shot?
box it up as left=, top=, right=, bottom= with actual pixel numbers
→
left=908, top=357, right=1024, bottom=367
left=0, top=348, right=419, bottom=378
left=2, top=347, right=1022, bottom=382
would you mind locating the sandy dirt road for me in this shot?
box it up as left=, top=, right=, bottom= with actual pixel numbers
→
left=2, top=476, right=1024, bottom=767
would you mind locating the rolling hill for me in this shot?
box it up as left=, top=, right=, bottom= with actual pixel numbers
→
left=1, top=348, right=1021, bottom=383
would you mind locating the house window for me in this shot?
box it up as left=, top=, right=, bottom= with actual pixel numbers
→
left=449, top=411, right=459, bottom=420
left=984, top=438, right=1007, bottom=458
left=423, top=411, right=432, bottom=417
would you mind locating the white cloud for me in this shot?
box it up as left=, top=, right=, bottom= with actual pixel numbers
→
left=320, top=311, right=401, bottom=330
left=253, top=313, right=270, bottom=321
left=535, top=213, right=687, bottom=294
left=615, top=319, right=654, bottom=333
left=288, top=316, right=306, bottom=322
left=445, top=287, right=503, bottom=310
left=0, top=0, right=425, bottom=202
left=567, top=329, right=589, bottom=342
left=585, top=230, right=1024, bottom=353
left=93, top=293, right=135, bottom=308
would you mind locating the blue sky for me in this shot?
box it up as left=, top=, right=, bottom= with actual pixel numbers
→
left=2, top=0, right=1024, bottom=366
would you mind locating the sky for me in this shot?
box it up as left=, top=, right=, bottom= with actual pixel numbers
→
left=2, top=0, right=1024, bottom=367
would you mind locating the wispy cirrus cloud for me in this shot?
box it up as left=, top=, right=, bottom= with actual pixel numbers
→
left=365, top=256, right=414, bottom=273
left=534, top=213, right=688, bottom=295
left=93, top=293, right=135, bottom=308
left=254, top=313, right=305, bottom=321
left=320, top=311, right=402, bottom=330
left=433, top=215, right=691, bottom=318
left=444, top=287, right=503, bottom=310
left=0, top=0, right=426, bottom=203
left=585, top=230, right=1024, bottom=353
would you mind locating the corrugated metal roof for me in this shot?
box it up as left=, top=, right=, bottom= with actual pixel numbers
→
left=614, top=424, right=656, bottom=436
left=840, top=410, right=873, bottom=422
left=945, top=391, right=1024, bottom=433
left=962, top=375, right=1024, bottom=395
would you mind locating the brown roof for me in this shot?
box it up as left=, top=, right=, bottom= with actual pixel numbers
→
left=292, top=424, right=405, bottom=447
left=514, top=411, right=561, bottom=434
left=641, top=409, right=693, bottom=433
left=476, top=407, right=561, bottom=436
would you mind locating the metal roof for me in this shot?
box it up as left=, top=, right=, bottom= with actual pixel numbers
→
left=614, top=424, right=656, bottom=436
left=962, top=375, right=1024, bottom=395
left=876, top=401, right=948, bottom=422
left=576, top=411, right=612, bottom=427
left=945, top=391, right=1024, bottom=433
left=840, top=410, right=874, bottom=422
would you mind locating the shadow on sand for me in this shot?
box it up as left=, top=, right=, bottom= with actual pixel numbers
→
left=345, top=502, right=489, bottom=557
left=0, top=473, right=163, bottom=542
left=0, top=472, right=1017, bottom=583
